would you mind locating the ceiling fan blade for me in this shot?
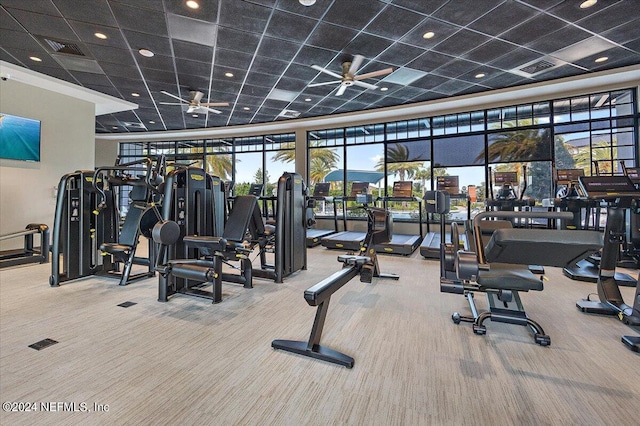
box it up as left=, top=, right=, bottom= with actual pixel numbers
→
left=355, top=67, right=394, bottom=81
left=311, top=64, right=343, bottom=80
left=353, top=80, right=378, bottom=90
left=335, top=84, right=347, bottom=96
left=308, top=80, right=342, bottom=88
left=161, top=90, right=189, bottom=103
left=202, top=106, right=222, bottom=114
left=158, top=102, right=184, bottom=106
left=348, top=55, right=365, bottom=76
left=201, top=102, right=229, bottom=107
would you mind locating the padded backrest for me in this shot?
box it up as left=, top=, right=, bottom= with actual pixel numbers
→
left=478, top=220, right=512, bottom=247
left=223, top=195, right=257, bottom=242
left=485, top=228, right=603, bottom=267
left=129, top=184, right=149, bottom=202
left=119, top=202, right=146, bottom=246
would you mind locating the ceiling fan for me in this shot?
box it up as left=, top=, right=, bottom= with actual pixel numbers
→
left=160, top=90, right=229, bottom=114
left=309, top=55, right=394, bottom=96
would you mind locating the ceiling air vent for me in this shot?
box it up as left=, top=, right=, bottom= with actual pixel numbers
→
left=278, top=109, right=300, bottom=118
left=43, top=38, right=85, bottom=56
left=519, top=60, right=555, bottom=75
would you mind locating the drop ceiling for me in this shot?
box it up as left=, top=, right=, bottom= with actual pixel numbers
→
left=1, top=0, right=639, bottom=134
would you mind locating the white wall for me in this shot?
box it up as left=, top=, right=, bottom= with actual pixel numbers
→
left=95, top=140, right=118, bottom=167
left=0, top=79, right=94, bottom=250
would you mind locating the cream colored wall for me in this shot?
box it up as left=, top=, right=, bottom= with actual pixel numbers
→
left=0, top=79, right=94, bottom=250
left=95, top=140, right=118, bottom=167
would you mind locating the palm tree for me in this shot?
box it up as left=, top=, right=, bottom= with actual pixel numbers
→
left=377, top=144, right=423, bottom=181
left=271, top=142, right=295, bottom=163
left=309, top=157, right=332, bottom=185
left=272, top=141, right=340, bottom=185
left=574, top=140, right=617, bottom=175
left=207, top=154, right=233, bottom=180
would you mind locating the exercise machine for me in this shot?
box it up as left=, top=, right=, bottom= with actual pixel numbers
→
left=486, top=167, right=535, bottom=222
left=420, top=176, right=469, bottom=259
left=306, top=182, right=337, bottom=247
left=375, top=181, right=423, bottom=255
left=321, top=182, right=370, bottom=251
left=272, top=193, right=398, bottom=368
left=575, top=176, right=640, bottom=329
left=50, top=170, right=118, bottom=286
left=0, top=224, right=49, bottom=268
left=442, top=204, right=602, bottom=345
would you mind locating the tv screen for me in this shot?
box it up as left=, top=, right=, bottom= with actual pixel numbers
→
left=0, top=113, right=41, bottom=162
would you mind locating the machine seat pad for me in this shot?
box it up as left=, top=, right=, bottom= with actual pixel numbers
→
left=100, top=243, right=132, bottom=253
left=477, top=263, right=543, bottom=292
left=263, top=224, right=276, bottom=236
left=485, top=229, right=603, bottom=267
left=183, top=235, right=226, bottom=254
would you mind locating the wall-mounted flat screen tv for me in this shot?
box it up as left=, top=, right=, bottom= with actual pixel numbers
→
left=0, top=113, right=41, bottom=162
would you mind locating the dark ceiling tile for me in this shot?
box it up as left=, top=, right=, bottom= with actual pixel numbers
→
left=0, top=29, right=45, bottom=51
left=463, top=39, right=517, bottom=63
left=88, top=44, right=136, bottom=66
left=6, top=8, right=78, bottom=41
left=572, top=47, right=639, bottom=70
left=216, top=27, right=261, bottom=53
left=274, top=77, right=306, bottom=92
left=344, top=33, right=394, bottom=59
left=3, top=47, right=52, bottom=67
left=307, top=22, right=359, bottom=52
left=576, top=1, right=639, bottom=33
left=526, top=25, right=591, bottom=55
left=489, top=47, right=542, bottom=71
left=52, top=0, right=117, bottom=26
left=241, top=84, right=272, bottom=98
left=244, top=71, right=280, bottom=88
left=70, top=70, right=113, bottom=86
left=408, top=50, right=455, bottom=72
left=468, top=2, right=537, bottom=37
left=266, top=10, right=317, bottom=43
left=389, top=0, right=448, bottom=15
left=324, top=0, right=386, bottom=30
left=602, top=20, right=640, bottom=45
left=109, top=2, right=168, bottom=36
left=218, top=0, right=271, bottom=33
left=293, top=45, right=337, bottom=67
left=140, top=68, right=177, bottom=85
left=376, top=43, right=426, bottom=67
left=100, top=62, right=140, bottom=80
left=482, top=71, right=529, bottom=89
left=256, top=37, right=300, bottom=61
left=400, top=17, right=459, bottom=49
left=210, top=79, right=242, bottom=95
left=534, top=63, right=583, bottom=81
left=500, top=14, right=567, bottom=46
left=108, top=0, right=164, bottom=11
left=389, top=86, right=427, bottom=101
left=517, top=0, right=564, bottom=10
left=432, top=29, right=491, bottom=57
left=0, top=8, right=26, bottom=31
left=138, top=53, right=175, bottom=71
left=431, top=78, right=474, bottom=96
left=364, top=5, right=424, bottom=39
left=432, top=58, right=480, bottom=78
left=623, top=37, right=640, bottom=54
left=411, top=91, right=445, bottom=103
left=1, top=0, right=60, bottom=16
left=456, top=65, right=502, bottom=84
left=176, top=58, right=212, bottom=77
left=109, top=75, right=146, bottom=92
left=67, top=21, right=128, bottom=49
left=432, top=0, right=503, bottom=27
left=122, top=30, right=172, bottom=56
left=410, top=74, right=449, bottom=90
left=284, top=62, right=318, bottom=83
left=275, top=0, right=330, bottom=19
left=250, top=56, right=289, bottom=76
left=178, top=75, right=213, bottom=93
left=88, top=84, right=122, bottom=98
left=26, top=64, right=74, bottom=82
left=172, top=40, right=214, bottom=63
left=215, top=48, right=253, bottom=70
left=163, top=0, right=220, bottom=22
left=236, top=94, right=264, bottom=107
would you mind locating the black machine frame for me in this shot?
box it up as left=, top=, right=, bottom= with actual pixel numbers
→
left=0, top=224, right=50, bottom=269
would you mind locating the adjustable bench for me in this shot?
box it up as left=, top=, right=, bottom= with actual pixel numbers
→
left=154, top=195, right=257, bottom=303
left=445, top=211, right=603, bottom=345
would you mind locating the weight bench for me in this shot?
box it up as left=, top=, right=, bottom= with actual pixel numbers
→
left=154, top=195, right=257, bottom=303
left=444, top=211, right=603, bottom=345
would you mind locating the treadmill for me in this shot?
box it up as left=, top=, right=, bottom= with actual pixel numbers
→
left=420, top=176, right=469, bottom=258
left=375, top=181, right=423, bottom=255
left=306, top=182, right=337, bottom=247
left=321, top=182, right=369, bottom=251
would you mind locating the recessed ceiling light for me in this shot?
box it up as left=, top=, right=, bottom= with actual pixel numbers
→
left=475, top=73, right=486, bottom=78
left=149, top=120, right=155, bottom=124
left=579, top=0, right=597, bottom=8
left=186, top=1, right=199, bottom=9
left=112, top=126, right=118, bottom=129
left=594, top=56, right=608, bottom=63
left=192, top=114, right=199, bottom=118
left=29, top=56, right=42, bottom=62
left=94, top=32, right=107, bottom=40
left=243, top=107, right=250, bottom=111
left=131, top=92, right=140, bottom=97
left=380, top=87, right=388, bottom=92
left=138, top=48, right=154, bottom=57
left=299, top=0, right=316, bottom=6
left=304, top=98, right=312, bottom=102
left=423, top=32, right=435, bottom=39
left=225, top=72, right=234, bottom=78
